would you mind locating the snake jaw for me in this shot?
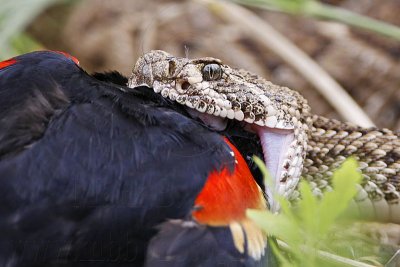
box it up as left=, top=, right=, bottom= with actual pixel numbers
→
left=253, top=125, right=306, bottom=211
left=128, top=50, right=311, bottom=209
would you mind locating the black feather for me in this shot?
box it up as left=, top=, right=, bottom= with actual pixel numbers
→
left=0, top=51, right=273, bottom=267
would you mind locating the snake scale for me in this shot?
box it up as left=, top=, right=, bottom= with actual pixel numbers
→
left=128, top=50, right=400, bottom=223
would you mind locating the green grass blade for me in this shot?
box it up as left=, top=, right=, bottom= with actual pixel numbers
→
left=232, top=0, right=400, bottom=41
left=0, top=0, right=69, bottom=58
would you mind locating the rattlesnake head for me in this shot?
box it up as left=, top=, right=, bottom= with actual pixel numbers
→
left=128, top=50, right=313, bottom=209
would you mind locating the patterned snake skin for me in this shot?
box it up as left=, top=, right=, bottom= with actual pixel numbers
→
left=127, top=50, right=400, bottom=222
left=304, top=115, right=399, bottom=222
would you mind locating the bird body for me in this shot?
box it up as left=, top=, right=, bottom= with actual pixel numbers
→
left=0, top=51, right=268, bottom=267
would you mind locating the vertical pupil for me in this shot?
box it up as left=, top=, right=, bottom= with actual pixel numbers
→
left=169, top=60, right=176, bottom=76
left=203, top=64, right=221, bottom=81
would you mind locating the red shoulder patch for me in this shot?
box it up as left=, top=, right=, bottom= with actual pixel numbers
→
left=0, top=58, right=17, bottom=70
left=192, top=137, right=266, bottom=226
left=53, top=51, right=80, bottom=65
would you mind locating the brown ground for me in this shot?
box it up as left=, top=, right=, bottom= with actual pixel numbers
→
left=32, top=0, right=400, bottom=132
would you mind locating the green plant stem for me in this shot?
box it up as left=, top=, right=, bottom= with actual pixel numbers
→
left=233, top=0, right=400, bottom=42
left=305, top=1, right=400, bottom=41
left=0, top=0, right=74, bottom=58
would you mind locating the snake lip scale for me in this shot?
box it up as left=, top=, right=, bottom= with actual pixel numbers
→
left=128, top=50, right=400, bottom=221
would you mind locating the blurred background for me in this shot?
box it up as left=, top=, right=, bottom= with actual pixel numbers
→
left=1, top=0, right=399, bottom=131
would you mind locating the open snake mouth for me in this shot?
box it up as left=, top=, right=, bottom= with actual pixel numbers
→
left=128, top=50, right=309, bottom=210
left=167, top=72, right=307, bottom=211
left=160, top=80, right=304, bottom=211
left=185, top=107, right=298, bottom=210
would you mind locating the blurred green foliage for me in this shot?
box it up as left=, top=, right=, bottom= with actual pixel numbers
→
left=247, top=158, right=386, bottom=267
left=234, top=0, right=400, bottom=41
left=0, top=0, right=76, bottom=59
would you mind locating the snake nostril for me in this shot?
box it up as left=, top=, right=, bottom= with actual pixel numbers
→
left=182, top=81, right=190, bottom=90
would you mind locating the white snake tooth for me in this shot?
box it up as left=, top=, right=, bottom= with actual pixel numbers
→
left=168, top=90, right=178, bottom=101
left=195, top=102, right=207, bottom=113
left=161, top=88, right=169, bottom=98
left=244, top=117, right=255, bottom=124
left=176, top=95, right=187, bottom=104
left=265, top=116, right=278, bottom=128
left=276, top=120, right=286, bottom=129
left=285, top=123, right=295, bottom=130
left=234, top=110, right=245, bottom=121
left=227, top=109, right=235, bottom=120
left=254, top=120, right=265, bottom=126
left=154, top=86, right=162, bottom=93
left=186, top=99, right=195, bottom=109
left=206, top=105, right=215, bottom=115
left=220, top=107, right=228, bottom=118
left=224, top=100, right=232, bottom=109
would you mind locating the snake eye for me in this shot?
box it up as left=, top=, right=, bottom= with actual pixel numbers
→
left=168, top=60, right=176, bottom=76
left=202, top=63, right=222, bottom=81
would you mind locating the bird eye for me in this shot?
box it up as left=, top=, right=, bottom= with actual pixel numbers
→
left=202, top=63, right=222, bottom=81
